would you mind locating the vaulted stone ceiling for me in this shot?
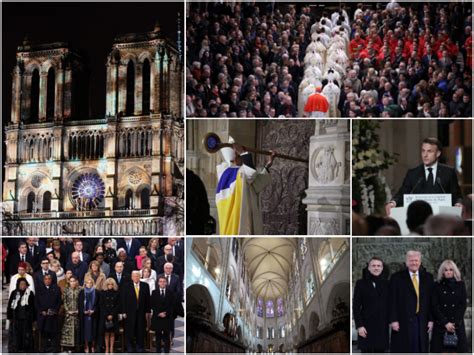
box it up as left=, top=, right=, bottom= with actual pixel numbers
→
left=242, top=238, right=296, bottom=300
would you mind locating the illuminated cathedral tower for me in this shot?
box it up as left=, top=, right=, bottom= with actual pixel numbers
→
left=3, top=25, right=184, bottom=236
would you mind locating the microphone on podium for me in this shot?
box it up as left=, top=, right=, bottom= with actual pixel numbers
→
left=410, top=177, right=424, bottom=193
left=436, top=177, right=446, bottom=193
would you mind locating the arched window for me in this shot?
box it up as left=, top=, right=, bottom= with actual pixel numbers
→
left=26, top=191, right=35, bottom=213
left=125, top=60, right=135, bottom=116
left=46, top=67, right=55, bottom=119
left=256, top=298, right=263, bottom=317
left=319, top=239, right=348, bottom=281
left=142, top=58, right=151, bottom=115
left=140, top=187, right=150, bottom=209
left=43, top=191, right=52, bottom=212
left=125, top=189, right=133, bottom=209
left=277, top=297, right=284, bottom=317
left=266, top=300, right=275, bottom=318
left=30, top=69, right=40, bottom=121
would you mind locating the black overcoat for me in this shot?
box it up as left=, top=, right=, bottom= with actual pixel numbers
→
left=389, top=268, right=434, bottom=353
left=353, top=273, right=390, bottom=351
left=121, top=281, right=150, bottom=341
left=150, top=288, right=175, bottom=333
left=430, top=279, right=468, bottom=353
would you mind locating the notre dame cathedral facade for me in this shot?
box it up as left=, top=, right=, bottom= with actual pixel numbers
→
left=2, top=23, right=184, bottom=236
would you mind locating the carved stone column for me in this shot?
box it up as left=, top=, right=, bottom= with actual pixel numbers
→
left=303, top=120, right=350, bottom=235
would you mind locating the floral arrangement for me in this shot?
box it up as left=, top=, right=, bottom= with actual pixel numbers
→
left=352, top=120, right=397, bottom=215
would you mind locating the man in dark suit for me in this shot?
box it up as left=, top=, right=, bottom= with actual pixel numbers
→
left=389, top=250, right=434, bottom=353
left=66, top=240, right=90, bottom=264
left=9, top=242, right=30, bottom=277
left=121, top=270, right=151, bottom=352
left=109, top=261, right=131, bottom=289
left=386, top=137, right=463, bottom=215
left=33, top=258, right=58, bottom=287
left=35, top=274, right=62, bottom=352
left=65, top=251, right=88, bottom=285
left=25, top=238, right=43, bottom=271
left=156, top=245, right=182, bottom=276
left=117, top=238, right=142, bottom=259
left=151, top=276, right=175, bottom=353
left=158, top=262, right=183, bottom=342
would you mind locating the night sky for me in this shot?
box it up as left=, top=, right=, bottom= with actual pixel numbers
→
left=2, top=2, right=183, bottom=121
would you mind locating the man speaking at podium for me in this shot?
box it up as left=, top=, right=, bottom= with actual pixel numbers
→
left=385, top=137, right=463, bottom=215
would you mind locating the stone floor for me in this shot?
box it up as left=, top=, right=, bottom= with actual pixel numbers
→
left=2, top=282, right=184, bottom=353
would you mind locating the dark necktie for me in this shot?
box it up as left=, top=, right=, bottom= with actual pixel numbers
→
left=161, top=290, right=165, bottom=298
left=21, top=255, right=25, bottom=262
left=427, top=167, right=434, bottom=186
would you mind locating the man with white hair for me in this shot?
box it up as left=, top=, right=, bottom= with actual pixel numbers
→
left=215, top=136, right=276, bottom=235
left=389, top=250, right=434, bottom=353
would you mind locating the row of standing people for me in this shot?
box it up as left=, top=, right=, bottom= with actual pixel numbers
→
left=5, top=237, right=184, bottom=353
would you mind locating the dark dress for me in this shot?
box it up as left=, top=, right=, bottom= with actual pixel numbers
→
left=99, top=289, right=120, bottom=334
left=79, top=288, right=99, bottom=343
left=353, top=269, right=390, bottom=352
left=389, top=267, right=434, bottom=353
left=430, top=278, right=468, bottom=353
left=7, top=289, right=36, bottom=352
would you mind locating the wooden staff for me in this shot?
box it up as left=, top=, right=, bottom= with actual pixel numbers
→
left=202, top=132, right=308, bottom=163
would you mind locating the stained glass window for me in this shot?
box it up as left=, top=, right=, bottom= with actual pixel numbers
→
left=72, top=173, right=105, bottom=210
left=257, top=298, right=263, bottom=317
left=277, top=297, right=284, bottom=317
left=305, top=273, right=315, bottom=304
left=266, top=300, right=274, bottom=318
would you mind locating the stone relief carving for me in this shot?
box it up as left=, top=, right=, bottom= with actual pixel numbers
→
left=257, top=120, right=314, bottom=235
left=31, top=174, right=43, bottom=188
left=310, top=145, right=341, bottom=184
left=309, top=217, right=340, bottom=235
left=128, top=169, right=143, bottom=185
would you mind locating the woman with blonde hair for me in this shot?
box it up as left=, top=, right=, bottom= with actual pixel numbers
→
left=430, top=259, right=467, bottom=353
left=84, top=260, right=107, bottom=290
left=79, top=277, right=99, bottom=353
left=99, top=278, right=119, bottom=353
left=50, top=259, right=65, bottom=282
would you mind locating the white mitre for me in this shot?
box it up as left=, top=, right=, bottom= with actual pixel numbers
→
left=220, top=136, right=236, bottom=163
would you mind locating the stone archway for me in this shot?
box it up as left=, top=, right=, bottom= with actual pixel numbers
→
left=186, top=284, right=216, bottom=323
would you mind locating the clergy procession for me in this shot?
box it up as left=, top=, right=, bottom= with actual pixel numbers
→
left=300, top=8, right=348, bottom=117
left=2, top=238, right=184, bottom=353
left=186, top=1, right=471, bottom=118
left=186, top=2, right=349, bottom=118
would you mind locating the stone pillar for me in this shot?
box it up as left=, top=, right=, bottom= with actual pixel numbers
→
left=38, top=71, right=48, bottom=121
left=105, top=61, right=117, bottom=116
left=153, top=50, right=161, bottom=114
left=303, top=119, right=350, bottom=235
left=63, top=66, right=72, bottom=118
left=55, top=64, right=64, bottom=120
left=11, top=65, right=22, bottom=124
left=21, top=73, right=32, bottom=121
left=117, top=62, right=127, bottom=114
left=135, top=62, right=143, bottom=115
